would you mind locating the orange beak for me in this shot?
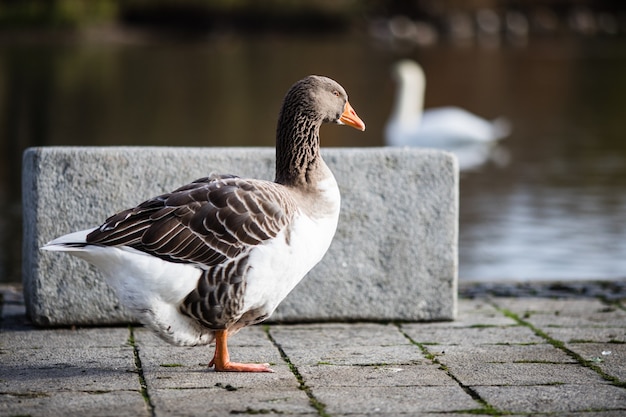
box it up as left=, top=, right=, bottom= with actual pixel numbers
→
left=339, top=101, right=366, bottom=131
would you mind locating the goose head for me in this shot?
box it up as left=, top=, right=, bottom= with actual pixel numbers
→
left=275, top=75, right=365, bottom=186
left=280, top=75, right=365, bottom=132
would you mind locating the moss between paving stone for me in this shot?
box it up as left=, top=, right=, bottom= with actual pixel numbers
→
left=569, top=339, right=626, bottom=344
left=395, top=323, right=509, bottom=416
left=127, top=326, right=155, bottom=416
left=264, top=326, right=330, bottom=417
left=494, top=305, right=626, bottom=389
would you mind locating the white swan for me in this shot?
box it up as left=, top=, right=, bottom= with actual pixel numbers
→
left=385, top=59, right=511, bottom=170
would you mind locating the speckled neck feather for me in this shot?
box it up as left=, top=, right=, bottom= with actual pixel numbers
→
left=274, top=77, right=326, bottom=188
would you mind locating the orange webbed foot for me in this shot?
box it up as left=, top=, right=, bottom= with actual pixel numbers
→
left=209, top=359, right=273, bottom=373
left=209, top=329, right=274, bottom=373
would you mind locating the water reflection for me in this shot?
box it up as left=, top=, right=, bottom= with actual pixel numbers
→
left=1, top=34, right=626, bottom=282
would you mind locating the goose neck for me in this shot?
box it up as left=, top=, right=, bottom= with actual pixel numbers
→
left=274, top=112, right=322, bottom=188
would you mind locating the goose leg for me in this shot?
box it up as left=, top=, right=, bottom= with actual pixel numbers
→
left=209, top=329, right=273, bottom=372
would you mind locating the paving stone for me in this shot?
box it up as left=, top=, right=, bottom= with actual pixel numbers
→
left=335, top=414, right=494, bottom=417
left=313, top=386, right=478, bottom=414
left=298, top=363, right=458, bottom=387
left=333, top=410, right=490, bottom=417
left=23, top=146, right=458, bottom=326
left=474, top=384, right=626, bottom=414
left=401, top=323, right=544, bottom=345
left=269, top=323, right=424, bottom=366
left=149, top=385, right=312, bottom=416
left=333, top=409, right=491, bottom=417
left=446, top=362, right=605, bottom=386
left=433, top=343, right=577, bottom=364
left=0, top=327, right=130, bottom=349
left=454, top=299, right=518, bottom=327
left=277, top=345, right=425, bottom=367
left=0, top=391, right=148, bottom=417
left=269, top=322, right=411, bottom=349
left=566, top=343, right=626, bottom=382
left=145, top=364, right=296, bottom=391
left=4, top=286, right=626, bottom=416
left=491, top=297, right=626, bottom=327
left=0, top=346, right=137, bottom=392
left=0, top=327, right=138, bottom=395
left=544, top=326, right=626, bottom=344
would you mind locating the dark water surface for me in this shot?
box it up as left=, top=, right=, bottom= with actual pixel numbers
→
left=1, top=33, right=625, bottom=283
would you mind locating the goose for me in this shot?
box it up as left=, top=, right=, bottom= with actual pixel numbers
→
left=385, top=59, right=510, bottom=170
left=42, top=75, right=365, bottom=372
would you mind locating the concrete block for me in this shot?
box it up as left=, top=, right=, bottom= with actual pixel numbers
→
left=22, top=146, right=458, bottom=326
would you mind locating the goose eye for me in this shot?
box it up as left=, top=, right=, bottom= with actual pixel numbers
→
left=332, top=90, right=340, bottom=97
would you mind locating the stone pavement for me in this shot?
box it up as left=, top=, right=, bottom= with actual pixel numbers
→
left=1, top=282, right=626, bottom=417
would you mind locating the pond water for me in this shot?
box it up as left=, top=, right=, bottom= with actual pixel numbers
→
left=1, top=33, right=625, bottom=283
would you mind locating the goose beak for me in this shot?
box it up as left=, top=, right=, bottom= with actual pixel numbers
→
left=339, top=101, right=366, bottom=131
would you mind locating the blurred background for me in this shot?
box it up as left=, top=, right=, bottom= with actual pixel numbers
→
left=1, top=0, right=625, bottom=284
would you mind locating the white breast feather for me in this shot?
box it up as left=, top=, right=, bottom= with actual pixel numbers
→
left=242, top=174, right=340, bottom=317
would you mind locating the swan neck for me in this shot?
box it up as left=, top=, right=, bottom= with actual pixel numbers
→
left=392, top=71, right=425, bottom=126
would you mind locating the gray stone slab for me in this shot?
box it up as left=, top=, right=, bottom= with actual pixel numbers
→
left=0, top=391, right=148, bottom=417
left=149, top=385, right=312, bottom=416
left=435, top=343, right=577, bottom=365
left=0, top=326, right=139, bottom=396
left=544, top=326, right=626, bottom=344
left=454, top=299, right=518, bottom=327
left=401, top=322, right=545, bottom=346
left=335, top=415, right=494, bottom=417
left=143, top=363, right=296, bottom=390
left=22, top=146, right=458, bottom=326
left=446, top=362, right=605, bottom=386
left=566, top=343, right=626, bottom=382
left=474, top=384, right=626, bottom=414
left=1, top=346, right=137, bottom=392
left=298, top=363, right=458, bottom=387
left=492, top=297, right=626, bottom=327
left=269, top=322, right=426, bottom=366
left=0, top=327, right=130, bottom=349
left=280, top=344, right=425, bottom=367
left=269, top=322, right=411, bottom=349
left=313, top=386, right=478, bottom=414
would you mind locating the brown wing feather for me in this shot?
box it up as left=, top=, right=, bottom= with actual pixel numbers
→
left=86, top=175, right=296, bottom=267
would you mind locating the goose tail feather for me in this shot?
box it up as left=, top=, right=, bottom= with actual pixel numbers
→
left=41, top=228, right=97, bottom=252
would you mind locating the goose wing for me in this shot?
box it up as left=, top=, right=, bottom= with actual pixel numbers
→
left=86, top=174, right=296, bottom=267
